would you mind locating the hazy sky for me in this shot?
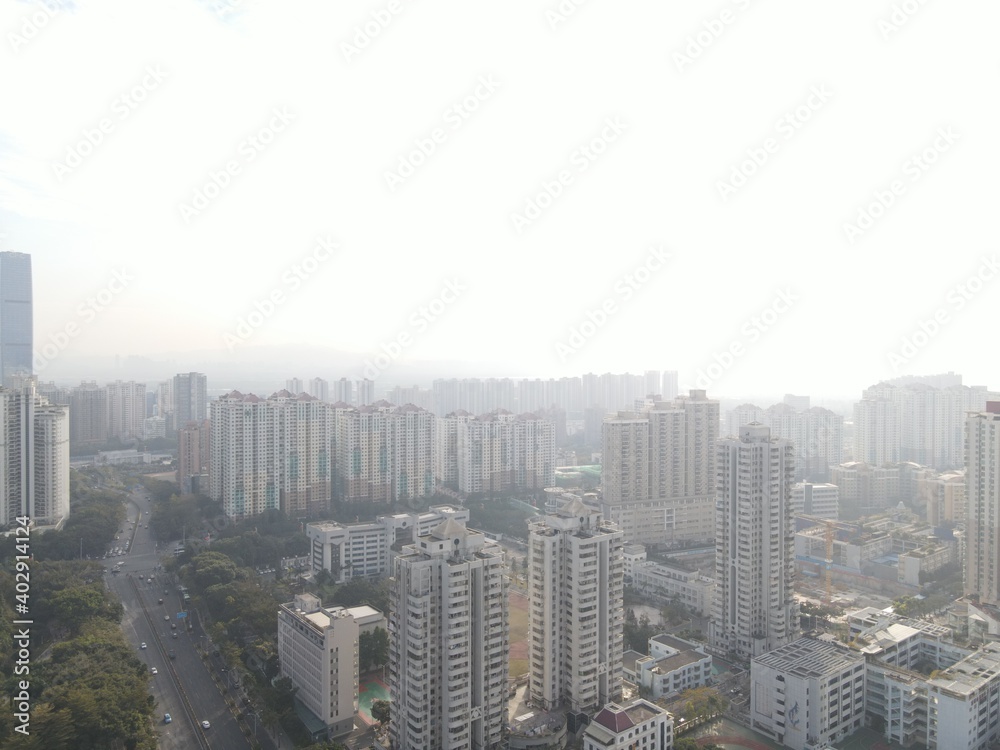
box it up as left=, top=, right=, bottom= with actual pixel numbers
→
left=2, top=0, right=997, bottom=399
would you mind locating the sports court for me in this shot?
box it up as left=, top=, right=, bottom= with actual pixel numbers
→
left=357, top=676, right=389, bottom=725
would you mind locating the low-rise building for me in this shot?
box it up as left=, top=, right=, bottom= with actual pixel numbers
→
left=583, top=699, right=673, bottom=750
left=630, top=633, right=712, bottom=700
left=631, top=560, right=714, bottom=616
left=751, top=636, right=867, bottom=750
left=305, top=505, right=468, bottom=582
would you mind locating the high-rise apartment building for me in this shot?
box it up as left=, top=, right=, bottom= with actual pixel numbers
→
left=855, top=380, right=999, bottom=470
left=309, top=377, right=329, bottom=402
left=601, top=389, right=718, bottom=546
left=178, top=419, right=211, bottom=494
left=445, top=410, right=555, bottom=494
left=171, top=372, right=207, bottom=432
left=333, top=401, right=434, bottom=504
left=711, top=423, right=798, bottom=661
left=332, top=377, right=353, bottom=405
left=105, top=380, right=146, bottom=442
left=389, top=518, right=508, bottom=750
left=964, top=402, right=1000, bottom=605
left=0, top=251, right=33, bottom=387
left=0, top=383, right=69, bottom=527
left=69, top=380, right=108, bottom=447
left=286, top=377, right=304, bottom=395
left=356, top=379, right=375, bottom=407
left=527, top=497, right=624, bottom=715
left=210, top=390, right=331, bottom=518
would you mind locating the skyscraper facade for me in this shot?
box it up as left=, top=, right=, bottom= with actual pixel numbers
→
left=389, top=518, right=508, bottom=750
left=711, top=423, right=799, bottom=661
left=0, top=252, right=33, bottom=387
left=964, top=402, right=1000, bottom=605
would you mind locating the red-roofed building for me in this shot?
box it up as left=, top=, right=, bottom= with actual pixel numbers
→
left=583, top=699, right=673, bottom=750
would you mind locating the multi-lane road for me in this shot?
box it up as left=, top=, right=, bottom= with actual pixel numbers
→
left=104, top=486, right=254, bottom=750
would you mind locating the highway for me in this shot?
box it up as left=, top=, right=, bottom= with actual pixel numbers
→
left=104, top=485, right=254, bottom=750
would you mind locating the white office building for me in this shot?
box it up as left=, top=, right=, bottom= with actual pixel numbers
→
left=277, top=593, right=384, bottom=738
left=791, top=482, right=840, bottom=519
left=305, top=505, right=469, bottom=582
left=389, top=519, right=508, bottom=750
left=750, top=636, right=867, bottom=749
left=528, top=497, right=624, bottom=715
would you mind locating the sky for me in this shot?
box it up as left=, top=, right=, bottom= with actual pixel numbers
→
left=1, top=0, right=998, bottom=400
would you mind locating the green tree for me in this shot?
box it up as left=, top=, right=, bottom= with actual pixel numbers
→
left=371, top=699, right=390, bottom=727
left=359, top=627, right=390, bottom=673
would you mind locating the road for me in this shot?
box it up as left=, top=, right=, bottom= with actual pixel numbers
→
left=104, top=485, right=254, bottom=750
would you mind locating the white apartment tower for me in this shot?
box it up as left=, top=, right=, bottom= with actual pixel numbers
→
left=105, top=380, right=146, bottom=441
left=601, top=389, right=719, bottom=546
left=964, top=402, right=1000, bottom=605
left=0, top=383, right=69, bottom=527
left=210, top=390, right=331, bottom=519
left=528, top=497, right=625, bottom=714
left=333, top=401, right=434, bottom=504
left=389, top=519, right=508, bottom=750
left=711, top=423, right=799, bottom=661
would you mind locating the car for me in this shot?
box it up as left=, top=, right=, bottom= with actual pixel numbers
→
left=172, top=632, right=178, bottom=639
left=164, top=713, right=171, bottom=724
left=164, top=615, right=170, bottom=621
left=201, top=720, right=211, bottom=730
left=150, top=667, right=158, bottom=675
left=171, top=623, right=177, bottom=630
left=140, top=642, right=147, bottom=649
left=158, top=598, right=163, bottom=604
left=168, top=650, right=176, bottom=659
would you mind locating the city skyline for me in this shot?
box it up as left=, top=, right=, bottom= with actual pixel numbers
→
left=3, top=1, right=999, bottom=400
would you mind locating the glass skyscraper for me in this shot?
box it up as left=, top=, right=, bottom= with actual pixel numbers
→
left=0, top=251, right=33, bottom=386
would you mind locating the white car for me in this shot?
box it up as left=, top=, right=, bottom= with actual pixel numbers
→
left=201, top=720, right=211, bottom=729
left=151, top=667, right=158, bottom=675
left=140, top=642, right=147, bottom=649
left=164, top=615, right=170, bottom=621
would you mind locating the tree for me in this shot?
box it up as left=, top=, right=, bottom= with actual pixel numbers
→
left=678, top=686, right=727, bottom=722
left=359, top=627, right=389, bottom=673
left=371, top=699, right=390, bottom=727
